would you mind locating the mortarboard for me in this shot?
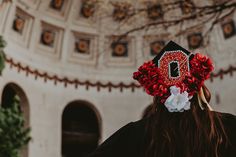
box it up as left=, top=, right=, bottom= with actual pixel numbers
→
left=133, top=41, right=213, bottom=112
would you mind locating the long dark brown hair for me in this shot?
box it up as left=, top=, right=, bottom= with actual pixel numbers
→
left=144, top=85, right=228, bottom=157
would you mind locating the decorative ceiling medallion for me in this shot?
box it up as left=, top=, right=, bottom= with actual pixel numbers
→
left=221, top=20, right=235, bottom=39
left=187, top=33, right=203, bottom=49
left=50, top=0, right=64, bottom=10
left=68, top=31, right=97, bottom=66
left=112, top=2, right=131, bottom=22
left=147, top=3, right=163, bottom=20
left=143, top=35, right=170, bottom=61
left=180, top=0, right=195, bottom=15
left=150, top=41, right=165, bottom=56
left=80, top=0, right=96, bottom=18
left=37, top=22, right=63, bottom=59
left=41, top=30, right=55, bottom=47
left=112, top=41, right=128, bottom=57
left=105, top=36, right=135, bottom=67
left=45, top=0, right=71, bottom=21
left=12, top=16, right=25, bottom=34
left=9, top=7, right=34, bottom=47
left=75, top=38, right=90, bottom=54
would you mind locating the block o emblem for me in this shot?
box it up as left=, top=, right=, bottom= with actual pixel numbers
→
left=158, top=50, right=190, bottom=86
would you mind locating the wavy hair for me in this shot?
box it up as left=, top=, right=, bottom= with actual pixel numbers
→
left=144, top=85, right=228, bottom=157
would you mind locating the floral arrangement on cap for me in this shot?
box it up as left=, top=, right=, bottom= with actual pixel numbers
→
left=133, top=41, right=214, bottom=112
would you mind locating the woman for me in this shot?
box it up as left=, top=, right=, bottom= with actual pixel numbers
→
left=87, top=41, right=236, bottom=157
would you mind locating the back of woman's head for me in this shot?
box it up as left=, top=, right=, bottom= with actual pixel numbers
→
left=145, top=85, right=227, bottom=157
left=132, top=41, right=226, bottom=157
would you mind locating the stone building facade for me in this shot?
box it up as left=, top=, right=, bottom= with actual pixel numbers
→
left=0, top=0, right=236, bottom=157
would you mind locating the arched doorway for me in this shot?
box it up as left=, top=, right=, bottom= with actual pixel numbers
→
left=62, top=100, right=101, bottom=157
left=1, top=82, right=30, bottom=157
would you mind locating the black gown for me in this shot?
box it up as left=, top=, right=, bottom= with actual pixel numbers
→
left=87, top=112, right=236, bottom=157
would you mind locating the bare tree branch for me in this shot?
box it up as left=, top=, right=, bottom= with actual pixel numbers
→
left=105, top=0, right=236, bottom=39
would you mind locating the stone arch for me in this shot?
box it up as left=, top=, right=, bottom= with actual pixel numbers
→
left=1, top=82, right=30, bottom=157
left=62, top=100, right=102, bottom=157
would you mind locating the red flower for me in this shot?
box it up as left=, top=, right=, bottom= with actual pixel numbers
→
left=190, top=53, right=214, bottom=80
left=133, top=71, right=141, bottom=80
left=133, top=60, right=168, bottom=97
left=133, top=53, right=214, bottom=104
left=182, top=74, right=202, bottom=95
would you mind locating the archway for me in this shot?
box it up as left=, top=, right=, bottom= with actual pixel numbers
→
left=1, top=82, right=30, bottom=157
left=62, top=100, right=101, bottom=157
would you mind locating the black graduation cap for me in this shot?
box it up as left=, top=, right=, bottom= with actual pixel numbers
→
left=152, top=41, right=194, bottom=86
left=153, top=41, right=192, bottom=64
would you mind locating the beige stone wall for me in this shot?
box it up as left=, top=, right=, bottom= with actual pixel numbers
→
left=0, top=0, right=236, bottom=157
left=0, top=64, right=151, bottom=157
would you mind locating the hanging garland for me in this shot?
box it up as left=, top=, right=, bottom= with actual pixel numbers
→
left=4, top=56, right=236, bottom=92
left=5, top=57, right=141, bottom=92
left=210, top=65, right=236, bottom=81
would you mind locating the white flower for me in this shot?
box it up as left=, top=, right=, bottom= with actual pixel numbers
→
left=164, top=86, right=192, bottom=112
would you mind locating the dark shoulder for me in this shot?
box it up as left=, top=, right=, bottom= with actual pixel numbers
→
left=110, top=118, right=148, bottom=141
left=128, top=118, right=148, bottom=136
left=86, top=118, right=148, bottom=157
left=213, top=111, right=236, bottom=146
left=214, top=111, right=236, bottom=126
left=113, top=117, right=148, bottom=135
left=99, top=118, right=148, bottom=147
left=212, top=111, right=236, bottom=131
left=130, top=117, right=148, bottom=130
